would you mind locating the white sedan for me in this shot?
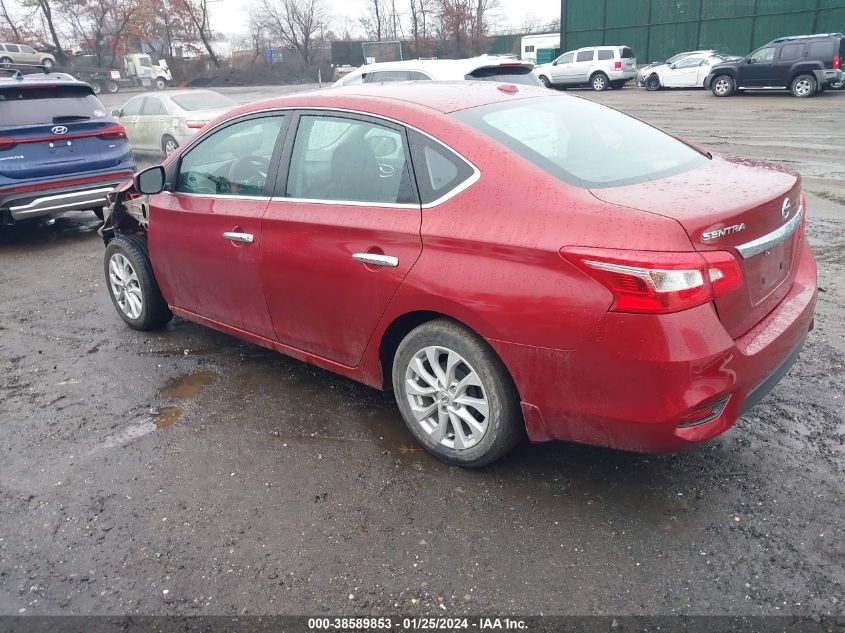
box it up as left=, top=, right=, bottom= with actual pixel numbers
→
left=111, top=90, right=237, bottom=157
left=641, top=52, right=738, bottom=91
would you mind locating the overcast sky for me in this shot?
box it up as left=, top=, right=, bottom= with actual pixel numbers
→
left=210, top=0, right=562, bottom=38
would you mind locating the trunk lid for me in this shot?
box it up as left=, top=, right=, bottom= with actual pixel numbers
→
left=590, top=156, right=804, bottom=339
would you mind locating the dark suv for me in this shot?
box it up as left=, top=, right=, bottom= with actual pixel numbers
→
left=0, top=69, right=135, bottom=225
left=705, top=33, right=844, bottom=97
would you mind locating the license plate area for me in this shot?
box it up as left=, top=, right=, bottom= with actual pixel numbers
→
left=748, top=240, right=792, bottom=305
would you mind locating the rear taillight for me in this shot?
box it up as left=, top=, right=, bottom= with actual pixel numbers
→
left=560, top=247, right=742, bottom=314
left=186, top=120, right=208, bottom=129
left=614, top=61, right=622, bottom=70
left=0, top=136, right=17, bottom=151
left=834, top=55, right=840, bottom=70
left=98, top=124, right=127, bottom=140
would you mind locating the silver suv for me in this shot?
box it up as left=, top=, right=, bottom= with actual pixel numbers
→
left=534, top=46, right=637, bottom=91
left=0, top=43, right=55, bottom=68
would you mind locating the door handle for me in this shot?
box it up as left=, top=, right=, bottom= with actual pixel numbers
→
left=353, top=253, right=398, bottom=267
left=223, top=231, right=254, bottom=243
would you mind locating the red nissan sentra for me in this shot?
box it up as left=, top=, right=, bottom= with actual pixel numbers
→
left=101, top=82, right=817, bottom=467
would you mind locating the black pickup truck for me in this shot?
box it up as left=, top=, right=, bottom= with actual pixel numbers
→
left=705, top=32, right=844, bottom=97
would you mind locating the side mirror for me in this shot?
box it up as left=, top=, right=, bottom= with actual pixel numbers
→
left=135, top=165, right=165, bottom=195
left=111, top=109, right=122, bottom=117
left=670, top=64, right=677, bottom=69
left=746, top=57, right=754, bottom=65
left=552, top=60, right=558, bottom=65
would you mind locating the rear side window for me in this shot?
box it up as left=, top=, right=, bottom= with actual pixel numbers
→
left=408, top=130, right=475, bottom=205
left=807, top=41, right=835, bottom=59
left=365, top=71, right=411, bottom=82
left=5, top=44, right=19, bottom=52
left=779, top=44, right=804, bottom=62
left=465, top=65, right=540, bottom=86
left=620, top=47, right=635, bottom=59
left=576, top=50, right=594, bottom=62
left=0, top=85, right=107, bottom=126
left=597, top=50, right=614, bottom=61
left=453, top=96, right=708, bottom=189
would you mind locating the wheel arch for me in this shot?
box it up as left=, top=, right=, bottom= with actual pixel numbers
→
left=376, top=309, right=519, bottom=399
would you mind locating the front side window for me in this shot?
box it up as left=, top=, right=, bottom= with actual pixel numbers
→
left=675, top=57, right=703, bottom=69
left=21, top=46, right=35, bottom=54
left=576, top=50, right=594, bottom=62
left=556, top=52, right=574, bottom=64
left=749, top=47, right=775, bottom=64
left=176, top=115, right=284, bottom=196
left=121, top=97, right=145, bottom=116
left=453, top=96, right=708, bottom=189
left=286, top=115, right=415, bottom=205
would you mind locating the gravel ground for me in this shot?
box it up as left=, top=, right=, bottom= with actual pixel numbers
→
left=0, top=85, right=843, bottom=618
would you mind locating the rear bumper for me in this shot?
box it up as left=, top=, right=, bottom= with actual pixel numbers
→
left=491, top=240, right=818, bottom=453
left=0, top=174, right=131, bottom=221
left=608, top=69, right=637, bottom=82
left=816, top=68, right=843, bottom=87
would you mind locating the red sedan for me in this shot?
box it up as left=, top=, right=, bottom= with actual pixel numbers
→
left=102, top=82, right=817, bottom=467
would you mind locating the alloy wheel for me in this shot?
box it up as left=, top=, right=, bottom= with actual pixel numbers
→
left=714, top=77, right=731, bottom=95
left=404, top=345, right=490, bottom=450
left=793, top=78, right=813, bottom=97
left=164, top=138, right=178, bottom=156
left=592, top=75, right=606, bottom=91
left=108, top=253, right=143, bottom=320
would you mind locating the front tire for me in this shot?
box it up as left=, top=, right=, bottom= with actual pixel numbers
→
left=91, top=81, right=102, bottom=94
left=645, top=74, right=661, bottom=91
left=392, top=319, right=523, bottom=468
left=104, top=235, right=172, bottom=331
left=538, top=75, right=552, bottom=88
left=41, top=58, right=53, bottom=69
left=711, top=74, right=735, bottom=97
left=791, top=74, right=817, bottom=97
left=591, top=72, right=609, bottom=91
left=106, top=80, right=120, bottom=94
left=154, top=77, right=167, bottom=90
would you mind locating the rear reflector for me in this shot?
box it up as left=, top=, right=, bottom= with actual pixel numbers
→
left=560, top=247, right=743, bottom=314
left=678, top=396, right=729, bottom=428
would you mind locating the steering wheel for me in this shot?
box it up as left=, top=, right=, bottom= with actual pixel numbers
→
left=228, top=155, right=268, bottom=191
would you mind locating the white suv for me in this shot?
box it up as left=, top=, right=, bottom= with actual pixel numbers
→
left=534, top=46, right=637, bottom=91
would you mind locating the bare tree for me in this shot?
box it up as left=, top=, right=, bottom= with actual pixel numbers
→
left=23, top=0, right=66, bottom=62
left=177, top=0, right=221, bottom=67
left=360, top=0, right=385, bottom=41
left=253, top=0, right=327, bottom=67
left=0, top=0, right=21, bottom=41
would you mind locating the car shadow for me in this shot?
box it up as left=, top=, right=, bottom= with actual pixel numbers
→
left=0, top=211, right=102, bottom=248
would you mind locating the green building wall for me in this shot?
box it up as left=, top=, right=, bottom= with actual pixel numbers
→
left=561, top=0, right=845, bottom=63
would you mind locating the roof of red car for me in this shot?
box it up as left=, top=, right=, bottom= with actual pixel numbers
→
left=235, top=81, right=555, bottom=117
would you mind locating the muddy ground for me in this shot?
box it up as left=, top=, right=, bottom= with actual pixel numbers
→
left=0, top=85, right=843, bottom=617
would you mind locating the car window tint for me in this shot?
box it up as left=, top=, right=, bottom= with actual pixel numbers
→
left=5, top=44, right=19, bottom=52
left=409, top=130, right=475, bottom=205
left=576, top=50, right=594, bottom=62
left=676, top=57, right=703, bottom=68
left=408, top=71, right=431, bottom=80
left=620, top=47, right=634, bottom=59
left=750, top=47, right=775, bottom=63
left=340, top=73, right=364, bottom=85
left=558, top=52, right=574, bottom=64
left=466, top=65, right=540, bottom=85
left=365, top=70, right=410, bottom=82
left=286, top=115, right=415, bottom=205
left=597, top=50, right=613, bottom=61
left=176, top=115, right=284, bottom=196
left=807, top=41, right=834, bottom=59
left=0, top=85, right=108, bottom=126
left=454, top=96, right=707, bottom=189
left=21, top=46, right=34, bottom=54
left=142, top=97, right=165, bottom=115
left=778, top=44, right=804, bottom=62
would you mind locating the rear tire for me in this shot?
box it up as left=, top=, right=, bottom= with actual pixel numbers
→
left=790, top=74, right=817, bottom=97
left=591, top=72, right=609, bottom=91
left=645, top=74, right=661, bottom=91
left=106, top=80, right=120, bottom=94
left=610, top=81, right=624, bottom=89
left=711, top=74, right=735, bottom=97
left=0, top=56, right=11, bottom=67
left=104, top=235, right=172, bottom=331
left=161, top=135, right=179, bottom=158
left=392, top=319, right=523, bottom=468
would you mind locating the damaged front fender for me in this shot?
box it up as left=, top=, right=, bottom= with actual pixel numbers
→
left=99, top=177, right=149, bottom=244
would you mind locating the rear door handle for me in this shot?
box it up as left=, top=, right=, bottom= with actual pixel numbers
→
left=353, top=253, right=398, bottom=267
left=223, top=231, right=254, bottom=243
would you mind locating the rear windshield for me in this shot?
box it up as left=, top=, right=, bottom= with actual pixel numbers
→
left=621, top=47, right=635, bottom=59
left=453, top=95, right=708, bottom=189
left=171, top=92, right=236, bottom=111
left=466, top=65, right=540, bottom=86
left=0, top=84, right=107, bottom=126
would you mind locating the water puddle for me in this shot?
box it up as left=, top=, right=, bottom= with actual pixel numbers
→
left=93, top=368, right=217, bottom=453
